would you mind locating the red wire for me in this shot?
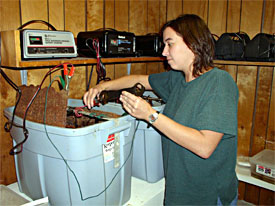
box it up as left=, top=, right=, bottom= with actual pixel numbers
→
left=74, top=106, right=86, bottom=117
left=11, top=62, right=75, bottom=154
left=93, top=39, right=102, bottom=76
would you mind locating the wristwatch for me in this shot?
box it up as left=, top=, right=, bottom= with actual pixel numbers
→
left=148, top=111, right=160, bottom=124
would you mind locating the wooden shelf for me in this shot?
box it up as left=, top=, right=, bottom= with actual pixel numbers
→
left=2, top=56, right=166, bottom=69
left=0, top=30, right=166, bottom=69
left=214, top=60, right=275, bottom=67
left=1, top=30, right=274, bottom=70
left=2, top=57, right=274, bottom=70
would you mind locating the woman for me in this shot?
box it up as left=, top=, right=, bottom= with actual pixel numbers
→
left=83, top=14, right=239, bottom=205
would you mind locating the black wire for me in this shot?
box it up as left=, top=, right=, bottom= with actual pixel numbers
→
left=0, top=31, right=23, bottom=136
left=0, top=68, right=22, bottom=134
left=85, top=38, right=97, bottom=56
left=42, top=75, right=139, bottom=200
left=95, top=28, right=117, bottom=32
left=0, top=68, right=20, bottom=93
left=17, top=20, right=57, bottom=31
left=8, top=65, right=64, bottom=155
left=96, top=61, right=107, bottom=84
left=9, top=87, right=41, bottom=155
left=86, top=65, right=94, bottom=91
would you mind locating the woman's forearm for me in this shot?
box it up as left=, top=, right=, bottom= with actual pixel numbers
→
left=102, top=75, right=151, bottom=91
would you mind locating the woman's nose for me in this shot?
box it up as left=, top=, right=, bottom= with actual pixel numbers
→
left=162, top=45, right=168, bottom=56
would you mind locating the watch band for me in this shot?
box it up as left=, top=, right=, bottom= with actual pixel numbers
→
left=148, top=111, right=160, bottom=124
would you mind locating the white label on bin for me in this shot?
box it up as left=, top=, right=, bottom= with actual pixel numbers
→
left=256, top=164, right=275, bottom=178
left=103, top=134, right=115, bottom=163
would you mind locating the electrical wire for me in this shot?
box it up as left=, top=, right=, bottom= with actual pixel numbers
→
left=0, top=69, right=22, bottom=133
left=92, top=38, right=106, bottom=84
left=85, top=38, right=111, bottom=84
left=17, top=20, right=57, bottom=31
left=43, top=76, right=138, bottom=200
left=0, top=31, right=24, bottom=152
left=9, top=63, right=69, bottom=155
left=0, top=33, right=23, bottom=133
left=86, top=65, right=94, bottom=91
left=4, top=59, right=135, bottom=200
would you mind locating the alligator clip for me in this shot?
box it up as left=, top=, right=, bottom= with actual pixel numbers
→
left=65, top=64, right=75, bottom=91
left=63, top=63, right=69, bottom=90
left=93, top=98, right=100, bottom=107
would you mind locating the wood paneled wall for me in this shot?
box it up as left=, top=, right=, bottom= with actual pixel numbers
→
left=0, top=0, right=274, bottom=205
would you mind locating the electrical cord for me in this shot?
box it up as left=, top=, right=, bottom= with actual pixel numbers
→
left=1, top=51, right=136, bottom=200
left=17, top=20, right=57, bottom=31
left=9, top=63, right=67, bottom=155
left=0, top=32, right=23, bottom=141
left=95, top=28, right=118, bottom=32
left=0, top=69, right=22, bottom=132
left=3, top=55, right=135, bottom=200
left=85, top=38, right=111, bottom=84
left=4, top=59, right=133, bottom=200
left=86, top=65, right=94, bottom=91
left=43, top=76, right=138, bottom=200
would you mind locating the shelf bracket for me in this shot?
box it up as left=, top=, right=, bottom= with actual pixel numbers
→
left=20, top=70, right=27, bottom=85
left=127, top=63, right=131, bottom=75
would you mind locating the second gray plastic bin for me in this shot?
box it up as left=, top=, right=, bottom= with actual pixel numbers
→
left=112, top=91, right=165, bottom=183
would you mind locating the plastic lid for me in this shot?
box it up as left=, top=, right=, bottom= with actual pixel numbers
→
left=237, top=156, right=251, bottom=168
left=249, top=149, right=275, bottom=169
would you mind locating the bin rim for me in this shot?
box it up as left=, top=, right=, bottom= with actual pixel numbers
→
left=4, top=105, right=133, bottom=137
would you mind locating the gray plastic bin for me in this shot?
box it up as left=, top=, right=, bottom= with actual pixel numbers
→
left=112, top=91, right=165, bottom=183
left=132, top=116, right=164, bottom=183
left=4, top=99, right=135, bottom=206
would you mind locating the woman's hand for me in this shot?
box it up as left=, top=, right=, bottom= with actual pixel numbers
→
left=83, top=75, right=151, bottom=109
left=83, top=84, right=106, bottom=109
left=119, top=91, right=154, bottom=121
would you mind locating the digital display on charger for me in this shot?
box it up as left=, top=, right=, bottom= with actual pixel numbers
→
left=29, top=36, right=43, bottom=45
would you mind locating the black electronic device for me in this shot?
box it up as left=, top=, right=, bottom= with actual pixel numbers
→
left=135, top=34, right=163, bottom=56
left=215, top=32, right=250, bottom=60
left=20, top=29, right=77, bottom=59
left=77, top=29, right=136, bottom=57
left=244, top=33, right=274, bottom=62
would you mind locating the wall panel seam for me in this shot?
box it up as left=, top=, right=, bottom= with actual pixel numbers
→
left=249, top=66, right=260, bottom=156
left=264, top=67, right=274, bottom=148
left=260, top=0, right=266, bottom=33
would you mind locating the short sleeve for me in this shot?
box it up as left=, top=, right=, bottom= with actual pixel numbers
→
left=149, top=70, right=184, bottom=102
left=196, top=73, right=239, bottom=137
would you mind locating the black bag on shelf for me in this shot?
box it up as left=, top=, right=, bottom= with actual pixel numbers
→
left=212, top=33, right=219, bottom=50
left=244, top=33, right=275, bottom=62
left=215, top=32, right=250, bottom=60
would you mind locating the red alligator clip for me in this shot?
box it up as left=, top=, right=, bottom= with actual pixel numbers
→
left=69, top=65, right=75, bottom=78
left=63, top=63, right=68, bottom=76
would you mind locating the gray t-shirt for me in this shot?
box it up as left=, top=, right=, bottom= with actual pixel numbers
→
left=149, top=68, right=239, bottom=205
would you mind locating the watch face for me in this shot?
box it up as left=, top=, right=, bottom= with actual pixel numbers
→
left=149, top=112, right=159, bottom=124
left=152, top=113, right=158, bottom=121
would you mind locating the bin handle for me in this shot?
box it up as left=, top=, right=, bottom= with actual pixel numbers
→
left=96, top=120, right=131, bottom=145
